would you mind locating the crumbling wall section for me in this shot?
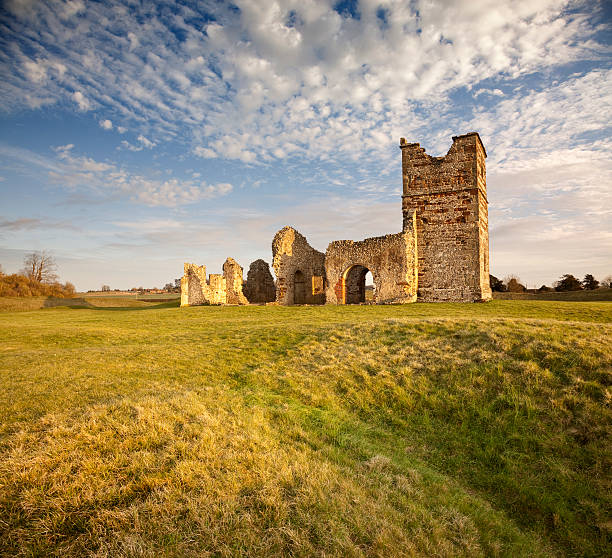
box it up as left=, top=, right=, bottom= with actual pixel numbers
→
left=181, top=263, right=210, bottom=307
left=400, top=132, right=492, bottom=302
left=325, top=217, right=417, bottom=305
left=272, top=226, right=326, bottom=305
left=243, top=259, right=276, bottom=303
left=208, top=274, right=226, bottom=305
left=181, top=259, right=248, bottom=306
left=223, top=257, right=249, bottom=305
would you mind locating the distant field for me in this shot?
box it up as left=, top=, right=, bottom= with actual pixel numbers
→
left=0, top=300, right=610, bottom=557
left=494, top=287, right=612, bottom=301
left=81, top=292, right=181, bottom=301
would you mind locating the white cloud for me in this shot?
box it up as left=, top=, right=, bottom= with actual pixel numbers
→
left=99, top=119, right=112, bottom=130
left=72, top=91, right=90, bottom=111
left=474, top=88, right=505, bottom=97
left=193, top=146, right=218, bottom=159
left=137, top=134, right=156, bottom=149
left=120, top=140, right=142, bottom=152
left=0, top=0, right=605, bottom=164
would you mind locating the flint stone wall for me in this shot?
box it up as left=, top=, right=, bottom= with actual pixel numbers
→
left=180, top=258, right=248, bottom=306
left=223, top=257, right=249, bottom=305
left=400, top=132, right=492, bottom=302
left=243, top=259, right=276, bottom=303
left=324, top=214, right=417, bottom=305
left=181, top=263, right=209, bottom=306
left=272, top=226, right=326, bottom=305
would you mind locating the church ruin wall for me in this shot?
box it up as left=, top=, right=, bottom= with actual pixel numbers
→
left=243, top=259, right=276, bottom=303
left=324, top=213, right=417, bottom=305
left=272, top=226, right=326, bottom=305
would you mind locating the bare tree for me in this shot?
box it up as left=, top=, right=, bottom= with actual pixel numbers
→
left=503, top=274, right=526, bottom=292
left=22, top=251, right=58, bottom=283
left=101, top=285, right=111, bottom=292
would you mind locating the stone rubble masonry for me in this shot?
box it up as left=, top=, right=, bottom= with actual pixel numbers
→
left=400, top=132, right=492, bottom=302
left=181, top=263, right=208, bottom=307
left=182, top=132, right=491, bottom=306
left=243, top=259, right=276, bottom=303
left=181, top=258, right=249, bottom=306
left=272, top=226, right=326, bottom=305
left=324, top=210, right=418, bottom=305
left=223, top=257, right=249, bottom=305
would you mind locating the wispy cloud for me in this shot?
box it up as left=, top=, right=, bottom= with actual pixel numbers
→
left=1, top=142, right=234, bottom=207
left=0, top=216, right=79, bottom=231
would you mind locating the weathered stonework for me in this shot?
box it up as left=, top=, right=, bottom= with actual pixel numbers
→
left=223, top=257, right=249, bottom=305
left=272, top=226, right=326, bottom=305
left=180, top=258, right=248, bottom=306
left=181, top=263, right=208, bottom=306
left=324, top=212, right=417, bottom=305
left=243, top=259, right=276, bottom=303
left=400, top=132, right=491, bottom=302
left=182, top=132, right=491, bottom=306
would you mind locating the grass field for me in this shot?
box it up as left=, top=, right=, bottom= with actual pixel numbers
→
left=493, top=287, right=612, bottom=302
left=0, top=299, right=610, bottom=557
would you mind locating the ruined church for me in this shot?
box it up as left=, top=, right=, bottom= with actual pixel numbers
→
left=181, top=132, right=492, bottom=306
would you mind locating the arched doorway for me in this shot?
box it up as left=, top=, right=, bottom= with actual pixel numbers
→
left=293, top=270, right=306, bottom=304
left=342, top=265, right=372, bottom=304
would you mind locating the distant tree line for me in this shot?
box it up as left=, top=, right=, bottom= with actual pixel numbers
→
left=0, top=251, right=75, bottom=298
left=490, top=273, right=611, bottom=293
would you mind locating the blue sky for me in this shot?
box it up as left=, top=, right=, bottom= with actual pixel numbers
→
left=0, top=0, right=610, bottom=290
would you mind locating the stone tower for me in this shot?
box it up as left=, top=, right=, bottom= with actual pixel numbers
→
left=400, top=132, right=492, bottom=302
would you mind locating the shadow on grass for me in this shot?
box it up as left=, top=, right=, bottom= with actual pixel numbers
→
left=42, top=297, right=180, bottom=311
left=89, top=301, right=181, bottom=311
left=43, top=297, right=90, bottom=309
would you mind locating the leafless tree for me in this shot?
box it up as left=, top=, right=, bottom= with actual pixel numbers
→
left=503, top=274, right=526, bottom=292
left=22, top=251, right=58, bottom=283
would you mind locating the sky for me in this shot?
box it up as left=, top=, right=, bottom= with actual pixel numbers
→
left=0, top=0, right=610, bottom=291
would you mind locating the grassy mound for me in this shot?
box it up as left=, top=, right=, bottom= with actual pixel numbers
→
left=0, top=302, right=610, bottom=556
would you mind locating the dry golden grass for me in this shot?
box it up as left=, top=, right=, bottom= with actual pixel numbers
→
left=0, top=300, right=610, bottom=556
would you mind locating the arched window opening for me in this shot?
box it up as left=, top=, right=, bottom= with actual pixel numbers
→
left=365, top=270, right=375, bottom=302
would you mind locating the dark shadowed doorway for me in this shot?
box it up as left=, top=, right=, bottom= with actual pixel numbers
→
left=293, top=270, right=306, bottom=304
left=343, top=265, right=371, bottom=304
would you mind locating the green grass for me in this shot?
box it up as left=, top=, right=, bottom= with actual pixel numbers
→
left=0, top=300, right=610, bottom=557
left=494, top=287, right=612, bottom=301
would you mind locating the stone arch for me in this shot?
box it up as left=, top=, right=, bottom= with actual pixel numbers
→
left=342, top=264, right=373, bottom=304
left=325, top=228, right=417, bottom=305
left=293, top=270, right=306, bottom=304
